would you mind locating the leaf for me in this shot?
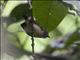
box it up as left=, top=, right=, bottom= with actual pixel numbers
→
left=57, top=14, right=77, bottom=35
left=10, top=4, right=30, bottom=20
left=7, top=21, right=24, bottom=33
left=17, top=32, right=29, bottom=47
left=32, top=1, right=67, bottom=32
left=1, top=1, right=28, bottom=17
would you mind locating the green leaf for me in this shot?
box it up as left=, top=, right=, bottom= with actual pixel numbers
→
left=10, top=4, right=30, bottom=20
left=1, top=1, right=28, bottom=17
left=7, top=21, right=24, bottom=33
left=32, top=1, right=67, bottom=32
left=57, top=14, right=77, bottom=35
left=17, top=32, right=29, bottom=47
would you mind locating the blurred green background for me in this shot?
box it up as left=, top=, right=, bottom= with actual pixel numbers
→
left=1, top=0, right=80, bottom=60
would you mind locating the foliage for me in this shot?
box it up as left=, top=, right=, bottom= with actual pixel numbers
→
left=1, top=0, right=80, bottom=60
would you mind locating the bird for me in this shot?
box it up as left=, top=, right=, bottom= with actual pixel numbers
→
left=21, top=15, right=49, bottom=38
